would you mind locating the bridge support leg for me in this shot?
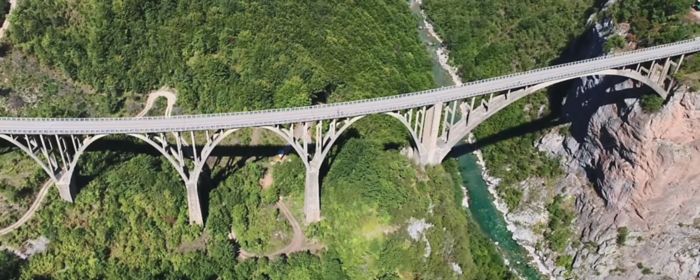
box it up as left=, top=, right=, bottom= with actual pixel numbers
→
left=304, top=164, right=321, bottom=224
left=419, top=103, right=444, bottom=166
left=186, top=181, right=204, bottom=225
left=56, top=173, right=75, bottom=203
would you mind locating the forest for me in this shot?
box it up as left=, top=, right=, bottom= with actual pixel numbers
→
left=0, top=0, right=512, bottom=279
left=10, top=0, right=436, bottom=114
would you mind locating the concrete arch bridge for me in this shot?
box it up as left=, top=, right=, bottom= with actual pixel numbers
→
left=0, top=38, right=698, bottom=225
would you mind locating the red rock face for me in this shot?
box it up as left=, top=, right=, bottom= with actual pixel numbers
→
left=568, top=88, right=700, bottom=279
left=587, top=90, right=700, bottom=226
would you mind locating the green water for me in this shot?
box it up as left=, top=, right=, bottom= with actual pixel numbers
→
left=456, top=155, right=542, bottom=280
left=409, top=2, right=542, bottom=278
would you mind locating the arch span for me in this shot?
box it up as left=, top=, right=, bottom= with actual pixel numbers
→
left=0, top=134, right=57, bottom=182
left=58, top=134, right=191, bottom=202
left=260, top=112, right=429, bottom=224
left=185, top=129, right=240, bottom=184
left=437, top=69, right=673, bottom=162
left=314, top=113, right=427, bottom=165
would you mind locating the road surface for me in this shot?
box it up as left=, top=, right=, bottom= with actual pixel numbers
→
left=0, top=38, right=698, bottom=135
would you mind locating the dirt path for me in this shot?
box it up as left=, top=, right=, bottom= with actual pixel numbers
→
left=136, top=87, right=177, bottom=117
left=0, top=88, right=176, bottom=237
left=0, top=180, right=52, bottom=236
left=0, top=0, right=17, bottom=41
left=266, top=200, right=305, bottom=256
left=237, top=199, right=323, bottom=260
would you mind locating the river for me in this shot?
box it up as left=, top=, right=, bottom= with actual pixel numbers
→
left=409, top=1, right=542, bottom=279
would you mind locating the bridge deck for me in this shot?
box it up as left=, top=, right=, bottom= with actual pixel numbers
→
left=1, top=38, right=699, bottom=135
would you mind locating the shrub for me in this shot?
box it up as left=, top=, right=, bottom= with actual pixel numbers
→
left=616, top=227, right=629, bottom=245
left=639, top=94, right=664, bottom=113
left=604, top=35, right=627, bottom=52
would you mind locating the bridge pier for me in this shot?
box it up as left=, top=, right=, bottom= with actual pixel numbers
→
left=56, top=173, right=75, bottom=202
left=303, top=164, right=321, bottom=224
left=186, top=181, right=204, bottom=225
left=418, top=102, right=445, bottom=166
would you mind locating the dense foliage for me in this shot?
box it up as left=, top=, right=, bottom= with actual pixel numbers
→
left=10, top=0, right=435, bottom=114
left=639, top=93, right=665, bottom=113
left=545, top=195, right=575, bottom=272
left=0, top=249, right=24, bottom=280
left=423, top=0, right=593, bottom=81
left=612, top=0, right=700, bottom=46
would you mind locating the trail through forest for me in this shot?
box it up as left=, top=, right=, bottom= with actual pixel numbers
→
left=0, top=180, right=51, bottom=236
left=237, top=199, right=323, bottom=260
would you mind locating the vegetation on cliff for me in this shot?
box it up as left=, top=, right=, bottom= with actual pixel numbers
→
left=611, top=0, right=699, bottom=46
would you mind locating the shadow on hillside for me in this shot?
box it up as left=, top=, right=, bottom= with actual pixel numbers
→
left=447, top=78, right=649, bottom=158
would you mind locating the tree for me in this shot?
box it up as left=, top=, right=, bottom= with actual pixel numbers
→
left=0, top=250, right=24, bottom=280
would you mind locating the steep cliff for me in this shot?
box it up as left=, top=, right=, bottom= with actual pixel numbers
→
left=539, top=74, right=700, bottom=279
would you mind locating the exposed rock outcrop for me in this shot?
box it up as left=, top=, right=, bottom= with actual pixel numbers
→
left=528, top=3, right=700, bottom=277
left=541, top=77, right=700, bottom=278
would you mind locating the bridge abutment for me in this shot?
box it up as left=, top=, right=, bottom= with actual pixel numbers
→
left=186, top=181, right=204, bottom=225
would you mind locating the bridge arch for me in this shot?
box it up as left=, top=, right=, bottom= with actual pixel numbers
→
left=0, top=133, right=193, bottom=203
left=0, top=134, right=58, bottom=182
left=60, top=134, right=192, bottom=201
left=259, top=112, right=428, bottom=224
left=315, top=113, right=426, bottom=165
left=438, top=69, right=673, bottom=162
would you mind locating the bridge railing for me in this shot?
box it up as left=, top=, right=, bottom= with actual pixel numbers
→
left=0, top=37, right=698, bottom=124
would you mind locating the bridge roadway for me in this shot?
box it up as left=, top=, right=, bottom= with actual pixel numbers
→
left=0, top=38, right=699, bottom=134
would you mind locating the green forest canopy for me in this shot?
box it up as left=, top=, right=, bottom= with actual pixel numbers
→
left=10, top=0, right=435, bottom=114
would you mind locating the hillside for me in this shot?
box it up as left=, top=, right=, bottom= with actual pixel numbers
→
left=0, top=0, right=510, bottom=279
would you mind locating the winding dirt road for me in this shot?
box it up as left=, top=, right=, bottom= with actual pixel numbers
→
left=136, top=87, right=177, bottom=117
left=237, top=199, right=323, bottom=260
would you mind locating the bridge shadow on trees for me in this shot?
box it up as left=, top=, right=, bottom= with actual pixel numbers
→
left=82, top=138, right=288, bottom=222
left=448, top=14, right=663, bottom=159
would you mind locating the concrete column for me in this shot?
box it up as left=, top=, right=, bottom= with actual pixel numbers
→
left=56, top=173, right=75, bottom=202
left=186, top=181, right=204, bottom=225
left=420, top=103, right=444, bottom=166
left=303, top=164, right=321, bottom=224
